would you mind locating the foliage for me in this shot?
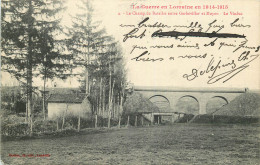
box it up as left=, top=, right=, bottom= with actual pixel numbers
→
left=32, top=120, right=56, bottom=133
left=121, top=92, right=161, bottom=126
left=189, top=114, right=259, bottom=124
left=0, top=114, right=119, bottom=138
left=1, top=113, right=28, bottom=136
left=65, top=0, right=127, bottom=115
left=1, top=87, right=26, bottom=114
left=1, top=86, right=43, bottom=115
left=123, top=92, right=160, bottom=114
left=1, top=0, right=68, bottom=81
left=174, top=114, right=195, bottom=123
left=57, top=115, right=118, bottom=129
left=1, top=0, right=68, bottom=120
left=214, top=92, right=260, bottom=116
left=175, top=98, right=199, bottom=114
left=1, top=123, right=30, bottom=136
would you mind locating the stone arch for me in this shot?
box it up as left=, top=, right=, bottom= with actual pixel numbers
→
left=211, top=96, right=229, bottom=104
left=179, top=95, right=199, bottom=104
left=149, top=95, right=170, bottom=112
left=175, top=95, right=199, bottom=115
left=206, top=96, right=229, bottom=114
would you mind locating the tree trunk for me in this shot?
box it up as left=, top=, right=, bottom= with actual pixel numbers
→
left=26, top=101, right=28, bottom=122
left=99, top=78, right=102, bottom=116
left=28, top=73, right=33, bottom=132
left=96, top=95, right=98, bottom=115
left=87, top=36, right=90, bottom=94
left=57, top=119, right=59, bottom=131
left=127, top=116, right=130, bottom=127
left=109, top=80, right=115, bottom=117
left=113, top=96, right=115, bottom=118
left=77, top=115, right=80, bottom=132
left=95, top=114, right=97, bottom=128
left=108, top=74, right=115, bottom=126
left=62, top=115, right=65, bottom=130
left=119, top=81, right=124, bottom=119
left=25, top=85, right=28, bottom=122
left=135, top=116, right=137, bottom=127
left=118, top=116, right=121, bottom=128
left=30, top=106, right=33, bottom=136
left=117, top=95, right=119, bottom=118
left=27, top=0, right=33, bottom=132
left=150, top=114, right=153, bottom=125
left=108, top=69, right=112, bottom=119
left=108, top=113, right=111, bottom=128
left=102, top=86, right=105, bottom=117
left=43, top=75, right=46, bottom=120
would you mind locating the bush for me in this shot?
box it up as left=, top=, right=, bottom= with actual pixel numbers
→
left=1, top=123, right=30, bottom=136
left=61, top=116, right=93, bottom=129
left=175, top=114, right=195, bottom=123
left=33, top=120, right=57, bottom=133
left=123, top=92, right=159, bottom=114
left=190, top=114, right=260, bottom=124
left=215, top=92, right=260, bottom=116
left=1, top=114, right=26, bottom=124
left=1, top=114, right=122, bottom=140
left=53, top=115, right=120, bottom=130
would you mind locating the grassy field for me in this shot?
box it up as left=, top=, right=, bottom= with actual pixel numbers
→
left=1, top=124, right=259, bottom=165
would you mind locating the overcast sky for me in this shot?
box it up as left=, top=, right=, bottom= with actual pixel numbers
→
left=2, top=0, right=260, bottom=90
left=63, top=0, right=260, bottom=90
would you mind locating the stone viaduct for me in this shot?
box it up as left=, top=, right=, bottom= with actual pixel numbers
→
left=134, top=86, right=247, bottom=114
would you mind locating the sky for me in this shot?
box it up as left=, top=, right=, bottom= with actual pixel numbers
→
left=2, top=0, right=260, bottom=90
left=64, top=0, right=260, bottom=90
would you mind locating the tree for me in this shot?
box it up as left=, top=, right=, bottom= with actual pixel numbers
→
left=66, top=0, right=112, bottom=93
left=66, top=0, right=127, bottom=117
left=1, top=0, right=67, bottom=122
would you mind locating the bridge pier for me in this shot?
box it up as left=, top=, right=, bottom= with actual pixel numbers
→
left=199, top=99, right=207, bottom=114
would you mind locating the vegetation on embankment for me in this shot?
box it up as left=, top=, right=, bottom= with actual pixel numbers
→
left=176, top=92, right=260, bottom=124
left=121, top=92, right=159, bottom=125
left=213, top=92, right=260, bottom=116
left=188, top=115, right=259, bottom=124
left=123, top=92, right=160, bottom=114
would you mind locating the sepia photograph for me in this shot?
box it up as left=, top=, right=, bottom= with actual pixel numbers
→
left=1, top=0, right=260, bottom=164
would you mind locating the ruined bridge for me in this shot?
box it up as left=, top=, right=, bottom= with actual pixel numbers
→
left=134, top=86, right=247, bottom=115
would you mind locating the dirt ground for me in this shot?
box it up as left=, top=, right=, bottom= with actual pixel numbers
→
left=1, top=124, right=259, bottom=165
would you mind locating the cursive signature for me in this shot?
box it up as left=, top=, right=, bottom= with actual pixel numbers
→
left=183, top=54, right=259, bottom=84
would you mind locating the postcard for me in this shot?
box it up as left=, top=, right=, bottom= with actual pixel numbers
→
left=1, top=0, right=260, bottom=164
